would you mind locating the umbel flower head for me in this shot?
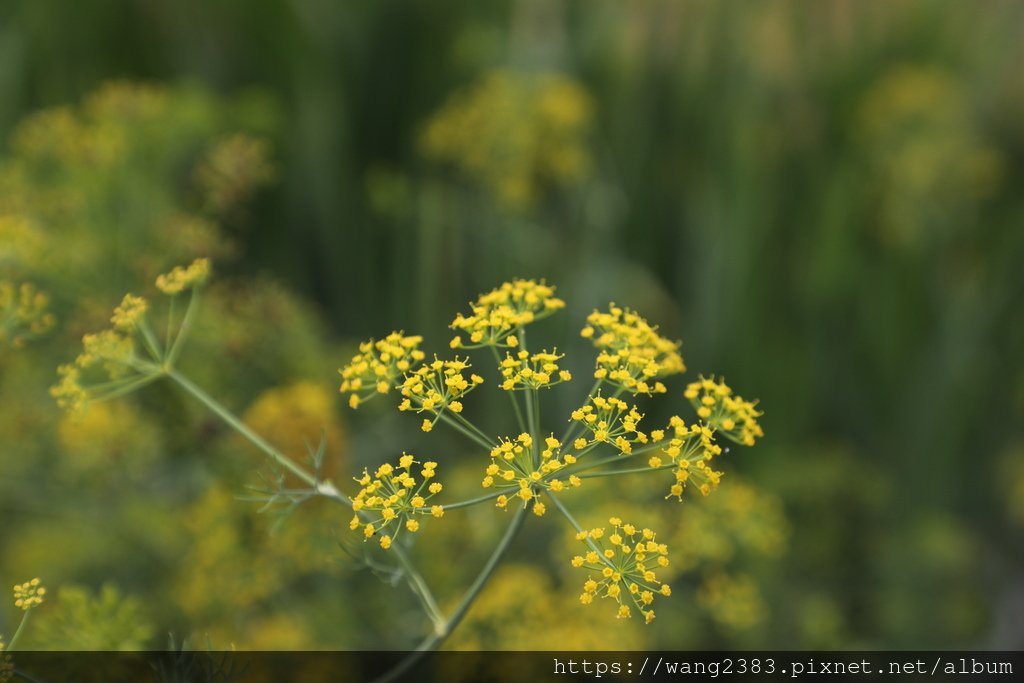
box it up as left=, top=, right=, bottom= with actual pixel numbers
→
left=685, top=376, right=764, bottom=446
left=398, top=356, right=484, bottom=431
left=0, top=281, right=56, bottom=350
left=572, top=519, right=671, bottom=624
left=348, top=454, right=445, bottom=550
left=51, top=258, right=212, bottom=414
left=449, top=279, right=565, bottom=349
left=13, top=578, right=46, bottom=611
left=483, top=433, right=582, bottom=515
left=581, top=305, right=684, bottom=395
left=337, top=276, right=764, bottom=624
left=338, top=332, right=426, bottom=409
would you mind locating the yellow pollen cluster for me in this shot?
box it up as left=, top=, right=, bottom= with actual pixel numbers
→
left=155, top=257, right=211, bottom=295
left=399, top=356, right=484, bottom=431
left=581, top=305, right=683, bottom=394
left=499, top=348, right=572, bottom=391
left=339, top=332, right=426, bottom=409
left=484, top=434, right=581, bottom=513
left=450, top=279, right=565, bottom=349
left=571, top=394, right=651, bottom=455
left=0, top=281, right=56, bottom=350
left=349, top=454, right=445, bottom=549
left=572, top=520, right=670, bottom=624
left=110, top=293, right=149, bottom=331
left=685, top=376, right=764, bottom=446
left=650, top=416, right=724, bottom=501
left=12, top=578, right=45, bottom=611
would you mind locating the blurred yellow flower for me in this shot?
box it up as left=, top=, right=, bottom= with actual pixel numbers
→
left=420, top=70, right=593, bottom=208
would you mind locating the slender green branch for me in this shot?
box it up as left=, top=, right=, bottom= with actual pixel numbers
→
left=6, top=609, right=31, bottom=651
left=436, top=412, right=493, bottom=452
left=447, top=410, right=495, bottom=448
left=440, top=489, right=504, bottom=511
left=373, top=504, right=530, bottom=683
left=490, top=345, right=526, bottom=433
left=167, top=369, right=316, bottom=487
left=559, top=377, right=603, bottom=444
left=316, top=484, right=445, bottom=633
left=89, top=372, right=165, bottom=404
left=136, top=316, right=165, bottom=362
left=165, top=288, right=200, bottom=369
left=547, top=491, right=604, bottom=558
left=577, top=463, right=676, bottom=479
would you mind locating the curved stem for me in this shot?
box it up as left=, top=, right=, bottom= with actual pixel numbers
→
left=6, top=609, right=31, bottom=651
left=372, top=504, right=530, bottom=683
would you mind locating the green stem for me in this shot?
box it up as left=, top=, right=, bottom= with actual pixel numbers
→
left=6, top=609, right=31, bottom=651
left=447, top=411, right=495, bottom=449
left=373, top=504, right=529, bottom=683
left=546, top=491, right=605, bottom=558
left=577, top=463, right=676, bottom=479
left=167, top=369, right=316, bottom=487
left=490, top=345, right=526, bottom=433
left=318, top=485, right=445, bottom=633
left=165, top=288, right=200, bottom=369
left=90, top=372, right=165, bottom=404
left=437, top=412, right=493, bottom=452
left=136, top=315, right=165, bottom=362
left=441, top=490, right=504, bottom=511
left=559, top=377, right=603, bottom=444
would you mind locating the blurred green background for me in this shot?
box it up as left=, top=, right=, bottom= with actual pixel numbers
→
left=2, top=0, right=1023, bottom=652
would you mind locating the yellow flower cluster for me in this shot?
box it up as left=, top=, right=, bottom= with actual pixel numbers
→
left=648, top=416, right=724, bottom=501
left=483, top=433, right=582, bottom=515
left=13, top=578, right=46, bottom=611
left=399, top=356, right=484, bottom=431
left=339, top=332, right=426, bottom=409
left=571, top=394, right=651, bottom=455
left=450, top=279, right=565, bottom=349
left=51, top=327, right=138, bottom=412
left=572, top=519, right=671, bottom=624
left=581, top=305, right=684, bottom=394
left=348, top=454, right=445, bottom=549
left=0, top=281, right=56, bottom=350
left=685, top=376, right=764, bottom=446
left=499, top=349, right=572, bottom=391
left=419, top=70, right=593, bottom=208
left=110, top=293, right=148, bottom=331
left=154, top=257, right=211, bottom=295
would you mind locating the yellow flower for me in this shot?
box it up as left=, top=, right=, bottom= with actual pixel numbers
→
left=399, top=355, right=484, bottom=423
left=570, top=393, right=650, bottom=455
left=684, top=376, right=763, bottom=446
left=450, top=279, right=565, bottom=348
left=338, top=331, right=426, bottom=407
left=582, top=305, right=683, bottom=394
left=110, top=293, right=148, bottom=331
left=419, top=70, right=593, bottom=209
left=155, top=257, right=211, bottom=295
left=348, top=454, right=444, bottom=549
left=498, top=348, right=572, bottom=391
left=573, top=521, right=668, bottom=624
left=13, top=578, right=46, bottom=611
